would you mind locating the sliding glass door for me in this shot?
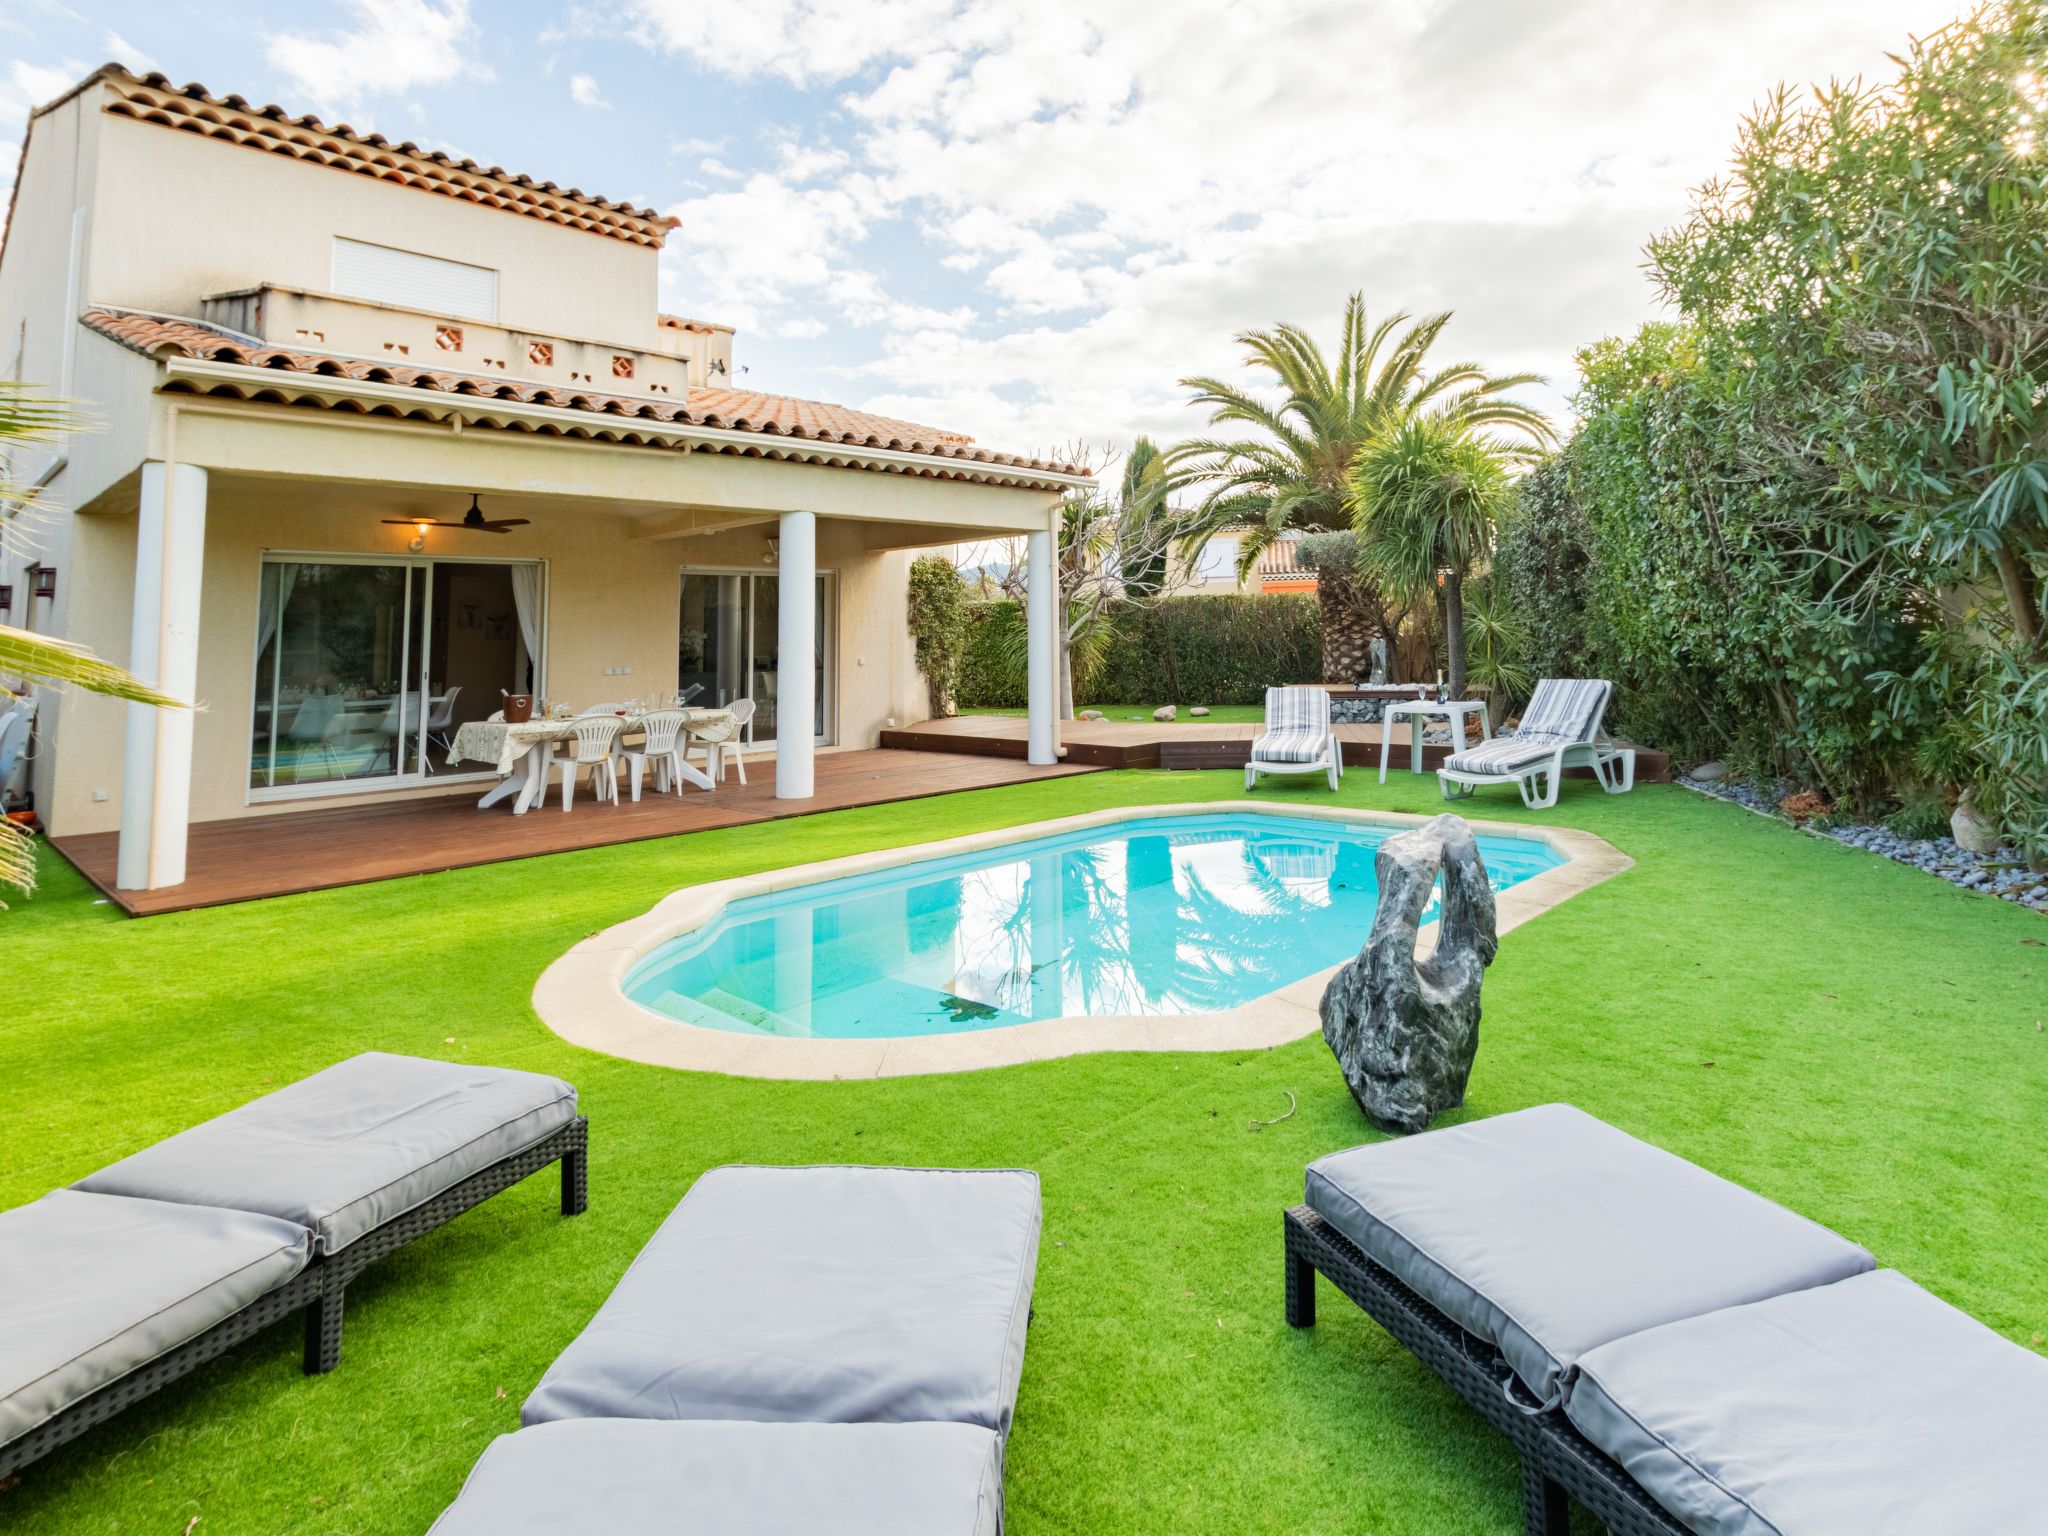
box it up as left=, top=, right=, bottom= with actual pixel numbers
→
left=250, top=555, right=540, bottom=795
left=678, top=569, right=831, bottom=745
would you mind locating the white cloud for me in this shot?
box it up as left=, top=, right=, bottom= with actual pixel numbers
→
left=265, top=0, right=481, bottom=115
left=568, top=71, right=608, bottom=109
left=0, top=59, right=84, bottom=197
left=619, top=0, right=963, bottom=86
left=1, top=59, right=77, bottom=130
left=104, top=32, right=154, bottom=71
left=622, top=0, right=1973, bottom=451
left=662, top=170, right=886, bottom=331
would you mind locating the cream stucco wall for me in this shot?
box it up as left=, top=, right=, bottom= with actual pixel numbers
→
left=85, top=104, right=662, bottom=350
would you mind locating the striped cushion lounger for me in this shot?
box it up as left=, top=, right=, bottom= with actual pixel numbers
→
left=0, top=1053, right=588, bottom=1479
left=1246, top=685, right=1341, bottom=792
left=433, top=1164, right=1041, bottom=1535
left=1283, top=1104, right=2048, bottom=1534
left=1437, top=678, right=1634, bottom=810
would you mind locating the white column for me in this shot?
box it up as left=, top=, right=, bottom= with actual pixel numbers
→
left=775, top=510, right=816, bottom=799
left=116, top=462, right=207, bottom=890
left=1025, top=527, right=1057, bottom=765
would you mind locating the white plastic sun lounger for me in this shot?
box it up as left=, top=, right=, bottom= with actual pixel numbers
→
left=1436, top=678, right=1634, bottom=810
left=1245, top=685, right=1341, bottom=792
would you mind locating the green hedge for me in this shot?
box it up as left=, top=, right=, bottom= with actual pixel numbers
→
left=956, top=595, right=1320, bottom=708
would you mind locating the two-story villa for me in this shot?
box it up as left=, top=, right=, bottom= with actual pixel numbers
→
left=0, top=66, right=1076, bottom=902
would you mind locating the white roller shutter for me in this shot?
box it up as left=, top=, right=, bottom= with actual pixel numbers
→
left=331, top=238, right=499, bottom=320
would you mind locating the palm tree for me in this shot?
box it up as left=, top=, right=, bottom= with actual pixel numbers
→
left=1115, top=436, right=1173, bottom=596
left=1348, top=417, right=1527, bottom=700
left=2, top=382, right=179, bottom=903
left=1173, top=293, right=1551, bottom=576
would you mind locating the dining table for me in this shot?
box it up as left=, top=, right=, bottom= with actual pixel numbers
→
left=448, top=706, right=738, bottom=814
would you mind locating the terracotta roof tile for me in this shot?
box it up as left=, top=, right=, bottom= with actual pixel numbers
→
left=81, top=307, right=1085, bottom=481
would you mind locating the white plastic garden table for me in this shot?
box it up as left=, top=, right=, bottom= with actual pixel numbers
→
left=1379, top=699, right=1491, bottom=783
left=448, top=708, right=736, bottom=814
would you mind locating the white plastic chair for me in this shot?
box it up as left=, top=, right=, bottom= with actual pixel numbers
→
left=370, top=693, right=425, bottom=775
left=551, top=715, right=624, bottom=811
left=712, top=698, right=757, bottom=784
left=423, top=686, right=463, bottom=769
left=617, top=709, right=688, bottom=801
left=283, top=691, right=347, bottom=779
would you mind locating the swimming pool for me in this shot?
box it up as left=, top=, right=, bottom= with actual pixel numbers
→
left=621, top=811, right=1564, bottom=1039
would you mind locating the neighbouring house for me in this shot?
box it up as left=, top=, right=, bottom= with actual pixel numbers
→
left=1177, top=528, right=1318, bottom=596
left=0, top=66, right=1081, bottom=894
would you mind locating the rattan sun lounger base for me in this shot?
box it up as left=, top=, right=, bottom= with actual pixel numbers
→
left=1, top=1116, right=587, bottom=1479
left=1284, top=1205, right=1684, bottom=1536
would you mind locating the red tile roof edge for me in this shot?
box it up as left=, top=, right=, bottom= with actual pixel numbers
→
left=82, top=307, right=1086, bottom=479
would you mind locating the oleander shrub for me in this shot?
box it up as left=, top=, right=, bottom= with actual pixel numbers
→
left=1491, top=2, right=2048, bottom=850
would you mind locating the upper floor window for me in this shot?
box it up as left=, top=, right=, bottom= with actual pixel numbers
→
left=1195, top=535, right=1239, bottom=583
left=332, top=238, right=498, bottom=321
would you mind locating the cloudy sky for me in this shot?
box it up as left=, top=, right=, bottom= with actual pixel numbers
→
left=1, top=0, right=1972, bottom=460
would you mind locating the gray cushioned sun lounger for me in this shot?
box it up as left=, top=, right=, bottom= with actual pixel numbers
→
left=428, top=1419, right=1003, bottom=1535
left=1565, top=1268, right=2048, bottom=1536
left=2, top=1053, right=587, bottom=1480
left=0, top=1191, right=312, bottom=1451
left=75, top=1051, right=579, bottom=1255
left=1285, top=1105, right=2047, bottom=1535
left=1301, top=1103, right=1874, bottom=1403
left=525, top=1165, right=1040, bottom=1436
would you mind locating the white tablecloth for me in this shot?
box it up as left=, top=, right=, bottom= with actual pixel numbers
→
left=448, top=708, right=736, bottom=776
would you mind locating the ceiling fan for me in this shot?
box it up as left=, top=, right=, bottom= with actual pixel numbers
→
left=383, top=493, right=530, bottom=535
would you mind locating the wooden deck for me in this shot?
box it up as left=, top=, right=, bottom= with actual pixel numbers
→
left=52, top=749, right=1099, bottom=917
left=881, top=713, right=1674, bottom=779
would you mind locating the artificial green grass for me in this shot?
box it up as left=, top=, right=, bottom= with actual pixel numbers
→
left=3, top=769, right=2043, bottom=1533
left=964, top=702, right=1268, bottom=723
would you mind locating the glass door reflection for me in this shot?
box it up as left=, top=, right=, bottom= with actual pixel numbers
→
left=678, top=570, right=830, bottom=746
left=250, top=560, right=422, bottom=791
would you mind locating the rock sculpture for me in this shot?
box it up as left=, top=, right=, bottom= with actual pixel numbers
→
left=1368, top=636, right=1390, bottom=685
left=1320, top=813, right=1498, bottom=1134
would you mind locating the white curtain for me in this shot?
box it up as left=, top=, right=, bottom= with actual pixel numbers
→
left=508, top=564, right=542, bottom=684
left=256, top=562, right=299, bottom=660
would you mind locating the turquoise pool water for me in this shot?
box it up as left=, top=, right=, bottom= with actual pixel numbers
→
left=622, top=812, right=1563, bottom=1039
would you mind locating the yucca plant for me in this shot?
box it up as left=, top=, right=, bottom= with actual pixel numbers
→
left=2, top=382, right=180, bottom=904
left=1349, top=418, right=1533, bottom=700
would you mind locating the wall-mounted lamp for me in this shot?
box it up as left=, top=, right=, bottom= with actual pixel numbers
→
left=410, top=521, right=429, bottom=553
left=763, top=537, right=780, bottom=566
left=29, top=565, right=55, bottom=600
